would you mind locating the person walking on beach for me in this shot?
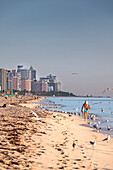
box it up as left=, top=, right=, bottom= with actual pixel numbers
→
left=81, top=101, right=90, bottom=120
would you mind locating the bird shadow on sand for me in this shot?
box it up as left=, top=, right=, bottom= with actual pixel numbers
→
left=79, top=124, right=92, bottom=128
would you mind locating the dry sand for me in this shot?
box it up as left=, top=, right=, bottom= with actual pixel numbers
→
left=0, top=96, right=113, bottom=170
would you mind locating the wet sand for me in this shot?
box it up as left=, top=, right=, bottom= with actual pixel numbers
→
left=0, top=96, right=113, bottom=169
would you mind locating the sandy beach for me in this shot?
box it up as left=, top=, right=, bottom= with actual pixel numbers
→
left=0, top=96, right=113, bottom=170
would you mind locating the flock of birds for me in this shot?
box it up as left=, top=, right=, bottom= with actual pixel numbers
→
left=31, top=110, right=111, bottom=150
left=31, top=96, right=113, bottom=150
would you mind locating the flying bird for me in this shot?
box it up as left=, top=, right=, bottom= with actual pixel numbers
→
left=72, top=73, right=78, bottom=75
left=103, top=88, right=113, bottom=93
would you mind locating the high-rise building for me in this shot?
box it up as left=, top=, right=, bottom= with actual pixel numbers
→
left=21, top=78, right=31, bottom=91
left=7, top=70, right=21, bottom=91
left=0, top=68, right=7, bottom=91
left=17, top=65, right=36, bottom=81
left=40, top=74, right=61, bottom=92
left=12, top=76, right=17, bottom=90
left=17, top=65, right=29, bottom=79
left=31, top=80, right=40, bottom=92
left=17, top=65, right=23, bottom=73
left=17, top=72, right=21, bottom=91
left=31, top=80, right=48, bottom=92
left=7, top=70, right=12, bottom=90
left=28, top=66, right=36, bottom=80
left=20, top=69, right=29, bottom=79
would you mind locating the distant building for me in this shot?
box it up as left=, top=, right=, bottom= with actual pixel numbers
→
left=17, top=72, right=21, bottom=91
left=20, top=69, right=29, bottom=79
left=17, top=65, right=23, bottom=73
left=17, top=65, right=36, bottom=81
left=31, top=80, right=40, bottom=92
left=7, top=70, right=21, bottom=91
left=0, top=68, right=7, bottom=91
left=40, top=74, right=61, bottom=92
left=12, top=76, right=17, bottom=91
left=48, top=85, right=53, bottom=92
left=21, top=78, right=31, bottom=91
left=17, top=65, right=37, bottom=91
left=29, top=66, right=36, bottom=81
left=31, top=80, right=48, bottom=92
left=17, top=65, right=28, bottom=79
left=7, top=70, right=12, bottom=90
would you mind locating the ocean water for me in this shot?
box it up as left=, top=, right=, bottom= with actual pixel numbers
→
left=37, top=97, right=113, bottom=137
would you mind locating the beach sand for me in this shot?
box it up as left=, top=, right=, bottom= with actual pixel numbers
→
left=0, top=96, right=113, bottom=170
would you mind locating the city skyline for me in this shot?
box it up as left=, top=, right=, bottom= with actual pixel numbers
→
left=0, top=65, right=61, bottom=93
left=0, top=0, right=113, bottom=96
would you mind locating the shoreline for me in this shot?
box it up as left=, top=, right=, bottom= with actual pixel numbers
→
left=0, top=96, right=113, bottom=169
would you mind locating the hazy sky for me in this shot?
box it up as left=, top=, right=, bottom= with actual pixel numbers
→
left=0, top=0, right=113, bottom=96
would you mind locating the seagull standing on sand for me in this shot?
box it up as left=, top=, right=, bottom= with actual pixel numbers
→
left=72, top=141, right=77, bottom=150
left=103, top=135, right=110, bottom=142
left=93, top=124, right=98, bottom=130
left=90, top=141, right=96, bottom=147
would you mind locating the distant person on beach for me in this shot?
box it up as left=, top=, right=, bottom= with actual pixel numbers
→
left=81, top=101, right=90, bottom=120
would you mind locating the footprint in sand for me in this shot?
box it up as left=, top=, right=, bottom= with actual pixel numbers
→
left=36, top=153, right=42, bottom=156
left=48, top=167, right=54, bottom=169
left=73, top=162, right=77, bottom=164
left=75, top=159, right=81, bottom=161
left=58, top=166, right=64, bottom=169
left=81, top=166, right=86, bottom=168
left=66, top=159, right=70, bottom=161
left=63, top=162, right=67, bottom=165
left=83, top=156, right=87, bottom=158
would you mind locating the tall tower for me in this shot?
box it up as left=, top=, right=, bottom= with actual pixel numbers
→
left=0, top=68, right=7, bottom=91
left=29, top=66, right=36, bottom=81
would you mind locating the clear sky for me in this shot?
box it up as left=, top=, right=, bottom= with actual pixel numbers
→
left=0, top=0, right=113, bottom=96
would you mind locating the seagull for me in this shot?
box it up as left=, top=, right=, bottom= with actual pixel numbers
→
left=72, top=141, right=77, bottom=150
left=90, top=141, right=96, bottom=147
left=101, top=108, right=104, bottom=112
left=93, top=124, right=98, bottom=129
left=103, top=88, right=113, bottom=93
left=90, top=115, right=96, bottom=121
left=97, top=121, right=100, bottom=124
left=103, top=135, right=110, bottom=142
left=31, top=111, right=41, bottom=120
left=98, top=127, right=101, bottom=133
left=107, top=126, right=111, bottom=131
left=87, top=121, right=92, bottom=125
left=35, top=117, right=41, bottom=120
left=31, top=111, right=38, bottom=117
left=72, top=73, right=78, bottom=75
left=75, top=108, right=79, bottom=111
